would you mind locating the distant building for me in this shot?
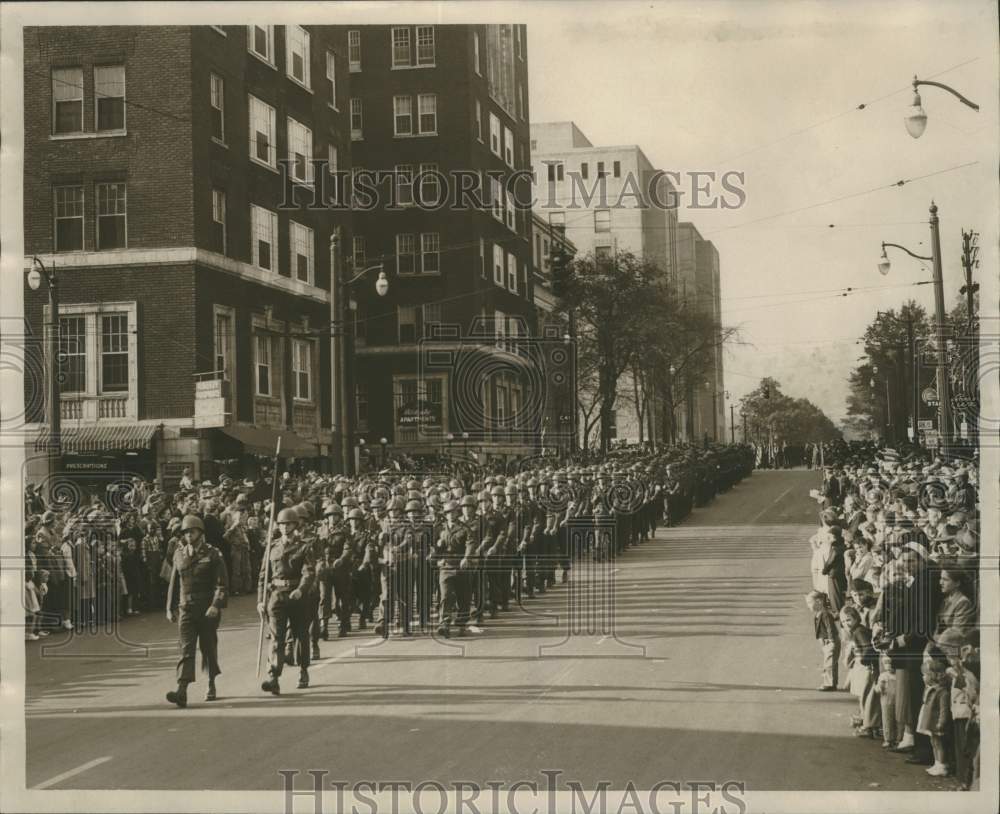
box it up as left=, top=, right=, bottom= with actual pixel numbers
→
left=530, top=120, right=685, bottom=445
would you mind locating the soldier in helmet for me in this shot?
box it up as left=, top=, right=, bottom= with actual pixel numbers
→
left=458, top=494, right=484, bottom=634
left=165, top=514, right=228, bottom=707
left=258, top=506, right=315, bottom=695
left=347, top=507, right=376, bottom=630
left=323, top=502, right=354, bottom=638
left=435, top=500, right=476, bottom=638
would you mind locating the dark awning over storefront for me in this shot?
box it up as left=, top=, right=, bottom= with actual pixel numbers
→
left=35, top=423, right=159, bottom=454
left=218, top=425, right=319, bottom=457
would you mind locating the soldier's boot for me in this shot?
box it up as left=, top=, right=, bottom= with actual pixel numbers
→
left=205, top=678, right=217, bottom=702
left=261, top=671, right=281, bottom=695
left=297, top=668, right=309, bottom=689
left=166, top=681, right=188, bottom=708
left=311, top=641, right=321, bottom=661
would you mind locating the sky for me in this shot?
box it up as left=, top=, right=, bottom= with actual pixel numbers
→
left=524, top=0, right=998, bottom=424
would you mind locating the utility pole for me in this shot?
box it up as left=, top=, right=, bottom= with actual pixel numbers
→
left=929, top=202, right=952, bottom=454
left=960, top=229, right=980, bottom=326
left=729, top=404, right=735, bottom=443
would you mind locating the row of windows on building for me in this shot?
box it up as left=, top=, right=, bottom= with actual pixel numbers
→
left=57, top=312, right=128, bottom=396
left=541, top=158, right=623, bottom=181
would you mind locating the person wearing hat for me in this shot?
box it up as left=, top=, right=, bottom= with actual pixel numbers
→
left=347, top=507, right=377, bottom=631
left=165, top=514, right=229, bottom=707
left=319, top=501, right=352, bottom=639
left=258, top=506, right=316, bottom=694
left=221, top=493, right=253, bottom=597
left=435, top=500, right=476, bottom=638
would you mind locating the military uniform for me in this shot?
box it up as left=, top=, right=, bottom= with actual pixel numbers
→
left=435, top=509, right=476, bottom=636
left=166, top=523, right=228, bottom=703
left=258, top=528, right=315, bottom=689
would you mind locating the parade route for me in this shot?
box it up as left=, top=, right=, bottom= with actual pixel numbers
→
left=25, top=470, right=952, bottom=792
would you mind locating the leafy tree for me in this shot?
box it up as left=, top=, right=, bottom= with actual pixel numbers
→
left=739, top=378, right=840, bottom=447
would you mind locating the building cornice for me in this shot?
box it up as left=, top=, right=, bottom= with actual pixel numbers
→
left=25, top=248, right=330, bottom=304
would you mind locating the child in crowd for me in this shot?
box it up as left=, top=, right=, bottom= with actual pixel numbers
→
left=876, top=653, right=897, bottom=748
left=917, top=652, right=952, bottom=777
left=841, top=605, right=878, bottom=735
left=806, top=590, right=839, bottom=691
left=945, top=635, right=980, bottom=790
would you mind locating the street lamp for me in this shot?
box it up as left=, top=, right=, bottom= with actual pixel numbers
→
left=878, top=204, right=952, bottom=452
left=379, top=436, right=388, bottom=468
left=330, top=227, right=388, bottom=476
left=904, top=75, right=979, bottom=139
left=27, top=257, right=61, bottom=497
left=562, top=328, right=578, bottom=453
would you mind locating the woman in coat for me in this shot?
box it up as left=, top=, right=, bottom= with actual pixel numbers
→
left=821, top=526, right=848, bottom=613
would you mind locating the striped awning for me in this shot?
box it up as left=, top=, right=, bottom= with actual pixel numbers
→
left=34, top=423, right=160, bottom=454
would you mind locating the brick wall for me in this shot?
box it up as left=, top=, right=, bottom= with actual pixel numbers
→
left=23, top=26, right=194, bottom=254
left=22, top=263, right=197, bottom=423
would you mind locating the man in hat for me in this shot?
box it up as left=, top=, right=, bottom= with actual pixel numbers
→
left=165, top=515, right=228, bottom=707
left=221, top=494, right=253, bottom=596
left=258, top=507, right=315, bottom=694
left=435, top=500, right=475, bottom=638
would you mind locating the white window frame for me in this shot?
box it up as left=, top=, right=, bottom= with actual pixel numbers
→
left=248, top=25, right=276, bottom=66
left=505, top=189, right=516, bottom=231
left=398, top=305, right=417, bottom=344
left=493, top=244, right=504, bottom=286
left=416, top=26, right=435, bottom=66
left=352, top=235, right=366, bottom=268
left=348, top=30, right=361, bottom=72
left=396, top=233, right=416, bottom=276
left=594, top=209, right=611, bottom=233
left=503, top=128, right=514, bottom=169
left=292, top=338, right=312, bottom=402
left=494, top=309, right=506, bottom=351
left=475, top=99, right=483, bottom=141
left=393, top=95, right=413, bottom=136
left=99, top=313, right=130, bottom=394
left=54, top=185, right=84, bottom=252
left=325, top=51, right=338, bottom=109
left=490, top=177, right=503, bottom=222
left=250, top=204, right=278, bottom=272
left=421, top=233, right=440, bottom=275
left=210, top=72, right=225, bottom=144
left=473, top=31, right=481, bottom=76
left=58, top=314, right=87, bottom=395
left=212, top=188, right=227, bottom=254
left=249, top=94, right=277, bottom=169
left=94, top=64, right=126, bottom=134
left=350, top=97, right=363, bottom=140
left=422, top=302, right=442, bottom=337
left=396, top=164, right=414, bottom=207
left=95, top=181, right=127, bottom=250
left=290, top=220, right=314, bottom=284
left=392, top=27, right=412, bottom=68
left=254, top=333, right=272, bottom=396
left=507, top=250, right=518, bottom=293
left=52, top=67, right=84, bottom=135
left=286, top=116, right=314, bottom=184
left=417, top=93, right=437, bottom=135
left=489, top=112, right=501, bottom=157
left=418, top=162, right=440, bottom=206
left=286, top=25, right=311, bottom=89
left=213, top=304, right=236, bottom=389
left=517, top=84, right=524, bottom=121
left=479, top=237, right=486, bottom=278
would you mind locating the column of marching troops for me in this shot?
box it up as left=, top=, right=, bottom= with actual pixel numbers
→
left=164, top=444, right=756, bottom=706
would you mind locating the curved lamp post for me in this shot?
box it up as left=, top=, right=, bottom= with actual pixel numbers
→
left=905, top=75, right=980, bottom=139
left=879, top=203, right=952, bottom=452
left=27, top=258, right=61, bottom=496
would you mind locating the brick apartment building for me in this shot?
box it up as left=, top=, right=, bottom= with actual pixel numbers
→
left=23, top=25, right=352, bottom=488
left=341, top=24, right=541, bottom=461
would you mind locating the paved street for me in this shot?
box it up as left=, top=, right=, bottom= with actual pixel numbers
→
left=26, top=470, right=950, bottom=792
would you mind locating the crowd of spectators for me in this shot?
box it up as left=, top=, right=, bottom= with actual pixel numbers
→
left=806, top=442, right=981, bottom=790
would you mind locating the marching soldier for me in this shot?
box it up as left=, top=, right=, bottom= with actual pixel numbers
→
left=165, top=514, right=228, bottom=707
left=323, top=502, right=355, bottom=638
left=435, top=500, right=476, bottom=638
left=258, top=507, right=315, bottom=695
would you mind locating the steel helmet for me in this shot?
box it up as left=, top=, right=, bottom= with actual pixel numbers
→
left=449, top=478, right=462, bottom=489
left=342, top=496, right=359, bottom=509
left=443, top=500, right=459, bottom=514
left=181, top=514, right=205, bottom=532
left=504, top=485, right=517, bottom=496
left=347, top=507, right=365, bottom=520
left=276, top=507, right=300, bottom=524
left=490, top=485, right=505, bottom=497
left=460, top=495, right=477, bottom=508
left=406, top=489, right=423, bottom=502
left=324, top=502, right=343, bottom=517
left=41, top=510, right=56, bottom=524
left=388, top=497, right=406, bottom=513
left=405, top=499, right=423, bottom=513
